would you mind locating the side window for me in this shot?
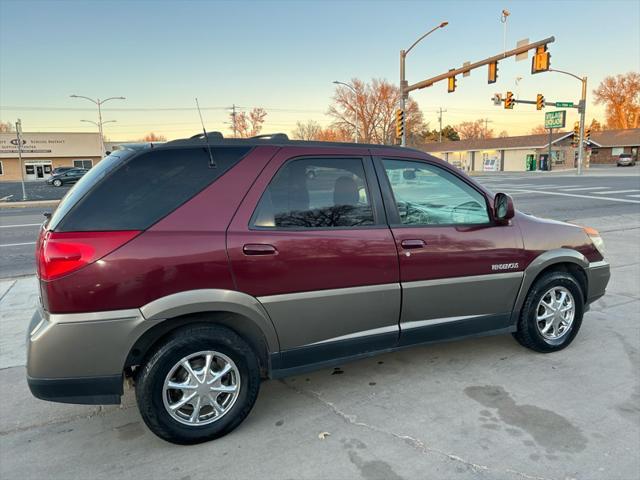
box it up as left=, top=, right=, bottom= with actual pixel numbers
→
left=252, top=157, right=374, bottom=229
left=383, top=159, right=490, bottom=226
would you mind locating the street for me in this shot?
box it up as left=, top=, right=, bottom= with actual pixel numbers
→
left=0, top=167, right=638, bottom=479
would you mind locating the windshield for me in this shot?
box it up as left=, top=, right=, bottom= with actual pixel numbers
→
left=48, top=149, right=136, bottom=230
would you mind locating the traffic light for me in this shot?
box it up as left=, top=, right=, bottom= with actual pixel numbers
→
left=585, top=127, right=591, bottom=142
left=488, top=62, right=498, bottom=84
left=572, top=122, right=580, bottom=145
left=531, top=45, right=551, bottom=74
left=447, top=75, right=457, bottom=93
left=395, top=108, right=404, bottom=139
left=536, top=94, right=545, bottom=110
left=504, top=91, right=514, bottom=109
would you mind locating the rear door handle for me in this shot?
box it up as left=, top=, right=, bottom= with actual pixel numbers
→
left=401, top=239, right=425, bottom=249
left=243, top=244, right=278, bottom=256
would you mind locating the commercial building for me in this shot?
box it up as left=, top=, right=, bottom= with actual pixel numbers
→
left=0, top=132, right=102, bottom=182
left=421, top=128, right=639, bottom=172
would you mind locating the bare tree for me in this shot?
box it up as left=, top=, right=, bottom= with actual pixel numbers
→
left=593, top=72, right=640, bottom=129
left=328, top=78, right=427, bottom=145
left=498, top=130, right=509, bottom=138
left=456, top=119, right=495, bottom=140
left=140, top=132, right=166, bottom=142
left=231, top=107, right=267, bottom=138
left=530, top=125, right=548, bottom=135
left=292, top=120, right=322, bottom=140
left=0, top=121, right=14, bottom=133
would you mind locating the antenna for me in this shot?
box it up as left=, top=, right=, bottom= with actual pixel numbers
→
left=195, top=97, right=216, bottom=168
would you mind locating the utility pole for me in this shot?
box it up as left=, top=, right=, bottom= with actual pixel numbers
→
left=482, top=118, right=493, bottom=138
left=231, top=104, right=238, bottom=138
left=437, top=107, right=447, bottom=142
left=15, top=119, right=26, bottom=201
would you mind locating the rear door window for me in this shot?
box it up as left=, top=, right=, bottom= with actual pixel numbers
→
left=251, top=157, right=374, bottom=229
left=52, top=146, right=251, bottom=232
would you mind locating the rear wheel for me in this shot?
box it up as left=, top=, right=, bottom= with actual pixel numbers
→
left=135, top=324, right=260, bottom=444
left=52, top=179, right=63, bottom=187
left=513, top=271, right=584, bottom=353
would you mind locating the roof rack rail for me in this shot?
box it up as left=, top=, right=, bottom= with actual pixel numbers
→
left=190, top=131, right=224, bottom=140
left=250, top=133, right=289, bottom=141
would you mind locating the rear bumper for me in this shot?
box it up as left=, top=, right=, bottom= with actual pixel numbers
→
left=27, top=374, right=122, bottom=405
left=585, top=260, right=610, bottom=305
left=26, top=305, right=145, bottom=405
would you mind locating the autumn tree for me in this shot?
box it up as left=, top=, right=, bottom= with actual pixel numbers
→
left=328, top=78, right=428, bottom=146
left=231, top=107, right=267, bottom=138
left=455, top=119, right=495, bottom=140
left=140, top=132, right=166, bottom=142
left=0, top=121, right=14, bottom=133
left=593, top=72, right=640, bottom=129
left=530, top=125, right=548, bottom=135
left=589, top=119, right=604, bottom=132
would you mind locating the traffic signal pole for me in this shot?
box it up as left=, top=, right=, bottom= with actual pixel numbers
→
left=577, top=76, right=587, bottom=175
left=400, top=49, right=407, bottom=147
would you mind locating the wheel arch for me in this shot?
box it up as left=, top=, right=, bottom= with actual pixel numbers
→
left=512, top=249, right=589, bottom=320
left=125, top=289, right=280, bottom=378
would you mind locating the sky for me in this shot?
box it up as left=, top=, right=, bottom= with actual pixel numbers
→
left=1, top=0, right=639, bottom=141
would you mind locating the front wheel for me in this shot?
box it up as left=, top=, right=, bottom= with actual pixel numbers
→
left=513, top=271, right=584, bottom=353
left=52, top=179, right=63, bottom=187
left=135, top=324, right=261, bottom=444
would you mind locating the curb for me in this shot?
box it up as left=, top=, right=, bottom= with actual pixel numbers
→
left=0, top=200, right=59, bottom=209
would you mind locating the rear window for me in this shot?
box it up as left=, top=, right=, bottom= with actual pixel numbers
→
left=52, top=146, right=251, bottom=232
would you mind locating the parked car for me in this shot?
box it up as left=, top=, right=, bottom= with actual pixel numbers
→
left=51, top=166, right=75, bottom=176
left=28, top=133, right=610, bottom=444
left=616, top=153, right=636, bottom=167
left=46, top=168, right=88, bottom=187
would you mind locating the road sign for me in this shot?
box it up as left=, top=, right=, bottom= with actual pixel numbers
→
left=555, top=102, right=574, bottom=108
left=545, top=110, right=566, bottom=129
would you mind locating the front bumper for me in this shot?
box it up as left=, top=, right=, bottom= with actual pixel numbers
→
left=585, top=260, right=610, bottom=305
left=26, top=305, right=147, bottom=405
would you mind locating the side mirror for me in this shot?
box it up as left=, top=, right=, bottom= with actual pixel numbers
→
left=494, top=193, right=515, bottom=221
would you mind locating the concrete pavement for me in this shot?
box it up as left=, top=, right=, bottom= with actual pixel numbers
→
left=0, top=211, right=638, bottom=479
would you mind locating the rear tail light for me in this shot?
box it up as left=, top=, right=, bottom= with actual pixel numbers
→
left=36, top=230, right=140, bottom=281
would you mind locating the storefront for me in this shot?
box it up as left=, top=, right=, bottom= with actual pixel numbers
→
left=0, top=132, right=101, bottom=182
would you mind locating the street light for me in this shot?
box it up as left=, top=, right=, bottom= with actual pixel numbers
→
left=545, top=69, right=588, bottom=175
left=400, top=21, right=448, bottom=146
left=333, top=80, right=359, bottom=143
left=70, top=94, right=125, bottom=156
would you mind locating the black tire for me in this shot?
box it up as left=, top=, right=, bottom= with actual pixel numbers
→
left=135, top=324, right=261, bottom=445
left=513, top=271, right=584, bottom=353
left=53, top=179, right=62, bottom=187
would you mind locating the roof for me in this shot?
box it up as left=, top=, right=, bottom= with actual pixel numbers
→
left=420, top=128, right=640, bottom=153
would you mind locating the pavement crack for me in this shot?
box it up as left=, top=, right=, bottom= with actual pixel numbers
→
left=0, top=280, right=17, bottom=303
left=279, top=380, right=555, bottom=480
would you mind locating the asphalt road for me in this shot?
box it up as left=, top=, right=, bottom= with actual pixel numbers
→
left=0, top=166, right=639, bottom=479
left=0, top=180, right=72, bottom=202
left=1, top=166, right=638, bottom=279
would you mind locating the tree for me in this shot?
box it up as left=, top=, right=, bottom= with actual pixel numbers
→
left=292, top=120, right=322, bottom=140
left=140, top=132, right=166, bottom=142
left=328, top=78, right=428, bottom=145
left=530, top=125, right=548, bottom=135
left=592, top=72, right=640, bottom=129
left=589, top=119, right=604, bottom=132
left=455, top=119, right=495, bottom=140
left=423, top=125, right=460, bottom=142
left=498, top=130, right=509, bottom=138
left=0, top=121, right=14, bottom=132
left=230, top=107, right=267, bottom=138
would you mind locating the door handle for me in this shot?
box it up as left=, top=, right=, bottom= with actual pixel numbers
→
left=243, top=244, right=278, bottom=256
left=401, top=239, right=425, bottom=249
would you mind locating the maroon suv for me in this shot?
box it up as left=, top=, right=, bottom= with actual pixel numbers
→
left=27, top=133, right=610, bottom=444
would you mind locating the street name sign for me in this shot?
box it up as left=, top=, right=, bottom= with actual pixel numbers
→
left=555, top=102, right=574, bottom=108
left=545, top=110, right=566, bottom=129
